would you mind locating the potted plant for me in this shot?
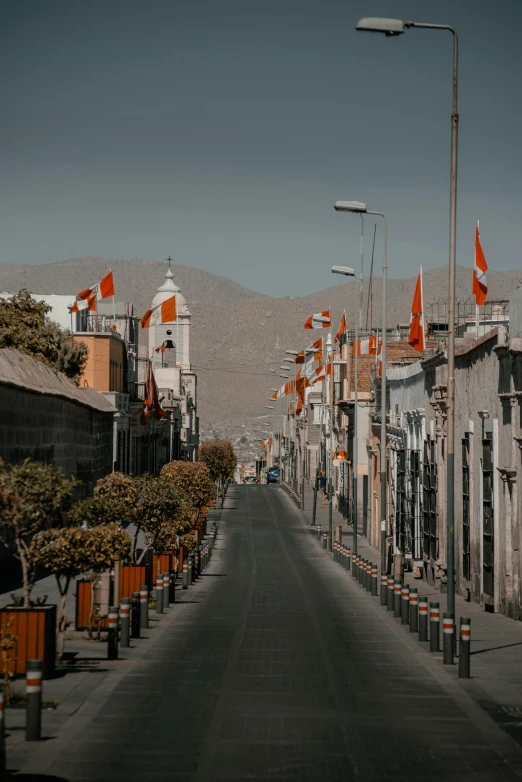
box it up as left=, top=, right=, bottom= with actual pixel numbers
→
left=31, top=523, right=131, bottom=660
left=0, top=459, right=76, bottom=678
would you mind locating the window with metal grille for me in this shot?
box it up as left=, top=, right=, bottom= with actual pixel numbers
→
left=396, top=449, right=406, bottom=552
left=482, top=431, right=494, bottom=598
left=462, top=434, right=470, bottom=581
left=423, top=438, right=438, bottom=560
left=410, top=448, right=423, bottom=560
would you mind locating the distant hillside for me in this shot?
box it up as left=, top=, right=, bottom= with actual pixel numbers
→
left=2, top=257, right=521, bottom=429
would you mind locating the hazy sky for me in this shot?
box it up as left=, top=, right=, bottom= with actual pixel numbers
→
left=1, top=0, right=520, bottom=296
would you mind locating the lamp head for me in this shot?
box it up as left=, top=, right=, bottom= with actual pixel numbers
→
left=285, top=349, right=299, bottom=355
left=355, top=17, right=406, bottom=36
left=331, top=265, right=356, bottom=277
left=334, top=200, right=367, bottom=213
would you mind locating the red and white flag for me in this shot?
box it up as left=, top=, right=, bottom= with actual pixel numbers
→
left=334, top=313, right=346, bottom=344
left=352, top=336, right=379, bottom=356
left=68, top=271, right=115, bottom=313
left=304, top=310, right=330, bottom=330
left=140, top=296, right=176, bottom=329
left=473, top=221, right=488, bottom=306
left=407, top=270, right=425, bottom=353
left=141, top=360, right=166, bottom=424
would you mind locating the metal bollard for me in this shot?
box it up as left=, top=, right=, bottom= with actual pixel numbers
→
left=409, top=588, right=418, bottom=633
left=163, top=573, right=170, bottom=608
left=458, top=617, right=471, bottom=678
left=351, top=552, right=356, bottom=577
left=346, top=548, right=351, bottom=571
left=387, top=575, right=394, bottom=611
left=169, top=570, right=176, bottom=603
left=189, top=555, right=195, bottom=585
left=333, top=541, right=338, bottom=562
left=120, top=598, right=130, bottom=648
left=322, top=533, right=328, bottom=550
left=371, top=566, right=378, bottom=596
left=107, top=606, right=119, bottom=660
left=429, top=603, right=440, bottom=652
left=316, top=525, right=322, bottom=542
left=182, top=560, right=189, bottom=590
left=25, top=660, right=42, bottom=741
left=393, top=581, right=402, bottom=617
left=131, top=592, right=140, bottom=639
left=194, top=550, right=200, bottom=579
left=367, top=563, right=372, bottom=592
left=443, top=613, right=454, bottom=665
left=401, top=584, right=410, bottom=625
left=358, top=557, right=363, bottom=585
left=0, top=686, right=5, bottom=775
left=155, top=575, right=164, bottom=613
left=380, top=574, right=387, bottom=605
left=418, top=596, right=428, bottom=641
left=140, top=585, right=149, bottom=630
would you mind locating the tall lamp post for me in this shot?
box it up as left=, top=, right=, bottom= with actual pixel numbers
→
left=355, top=15, right=458, bottom=620
left=331, top=264, right=357, bottom=561
left=334, top=202, right=387, bottom=573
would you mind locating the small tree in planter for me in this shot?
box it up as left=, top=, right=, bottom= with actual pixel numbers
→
left=160, top=461, right=214, bottom=523
left=199, top=441, right=237, bottom=495
left=31, top=523, right=131, bottom=660
left=0, top=459, right=77, bottom=607
left=179, top=533, right=199, bottom=555
left=133, top=475, right=192, bottom=567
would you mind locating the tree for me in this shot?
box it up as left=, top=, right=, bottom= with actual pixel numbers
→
left=160, top=461, right=214, bottom=520
left=133, top=475, right=192, bottom=565
left=93, top=472, right=139, bottom=521
left=0, top=289, right=88, bottom=382
left=0, top=459, right=77, bottom=607
left=180, top=533, right=199, bottom=554
left=31, top=523, right=131, bottom=660
left=199, top=441, right=237, bottom=490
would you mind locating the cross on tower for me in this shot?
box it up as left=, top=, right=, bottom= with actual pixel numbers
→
left=166, top=255, right=173, bottom=269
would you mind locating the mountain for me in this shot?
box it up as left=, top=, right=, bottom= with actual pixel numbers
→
left=1, top=257, right=521, bottom=431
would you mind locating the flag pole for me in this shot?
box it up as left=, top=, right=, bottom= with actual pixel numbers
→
left=420, top=265, right=425, bottom=349
left=110, top=266, right=116, bottom=322
left=475, top=220, right=480, bottom=338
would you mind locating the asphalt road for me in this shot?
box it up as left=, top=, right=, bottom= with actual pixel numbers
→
left=23, top=485, right=522, bottom=781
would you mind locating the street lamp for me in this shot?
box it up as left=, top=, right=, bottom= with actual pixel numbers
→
left=355, top=16, right=459, bottom=629
left=335, top=200, right=387, bottom=574
left=286, top=349, right=299, bottom=355
left=331, top=263, right=358, bottom=566
left=280, top=366, right=290, bottom=371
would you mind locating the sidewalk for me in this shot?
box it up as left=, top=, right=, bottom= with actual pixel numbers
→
left=297, top=481, right=522, bottom=747
left=2, top=514, right=223, bottom=775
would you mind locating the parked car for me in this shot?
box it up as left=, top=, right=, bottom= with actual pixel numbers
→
left=245, top=475, right=257, bottom=484
left=267, top=468, right=279, bottom=484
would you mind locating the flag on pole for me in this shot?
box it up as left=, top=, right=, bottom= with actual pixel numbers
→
left=140, top=296, right=176, bottom=328
left=352, top=336, right=379, bottom=356
left=140, top=360, right=166, bottom=424
left=270, top=392, right=277, bottom=400
left=334, top=313, right=346, bottom=344
left=68, top=271, right=115, bottom=313
left=304, top=310, right=331, bottom=329
left=378, top=339, right=383, bottom=378
left=407, top=271, right=425, bottom=352
left=155, top=342, right=167, bottom=354
left=473, top=222, right=488, bottom=306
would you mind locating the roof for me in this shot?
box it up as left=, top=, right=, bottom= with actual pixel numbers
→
left=0, top=348, right=117, bottom=413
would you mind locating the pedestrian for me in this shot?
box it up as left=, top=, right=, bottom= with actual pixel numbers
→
left=319, top=471, right=327, bottom=506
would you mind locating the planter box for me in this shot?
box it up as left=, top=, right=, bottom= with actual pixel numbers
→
left=75, top=579, right=109, bottom=632
left=0, top=604, right=56, bottom=679
left=119, top=565, right=147, bottom=600
left=152, top=553, right=173, bottom=578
